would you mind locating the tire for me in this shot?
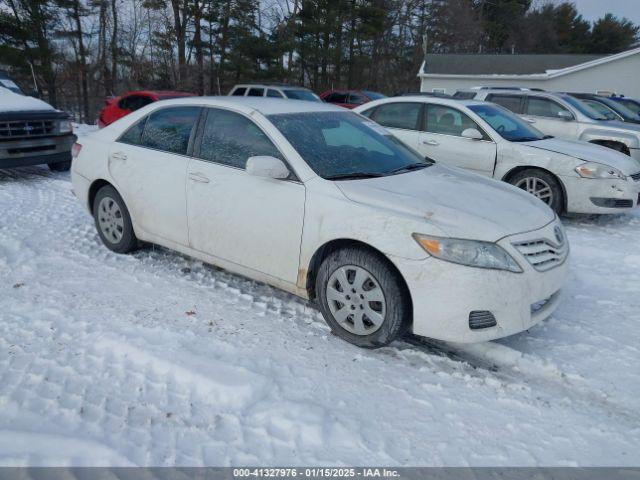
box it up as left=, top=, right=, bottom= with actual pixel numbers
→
left=48, top=160, right=71, bottom=172
left=316, top=247, right=411, bottom=348
left=508, top=169, right=564, bottom=214
left=92, top=185, right=138, bottom=254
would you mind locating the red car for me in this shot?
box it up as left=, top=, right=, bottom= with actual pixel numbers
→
left=97, top=90, right=196, bottom=128
left=319, top=89, right=386, bottom=109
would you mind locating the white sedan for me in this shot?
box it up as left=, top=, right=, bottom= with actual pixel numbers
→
left=71, top=97, right=568, bottom=347
left=355, top=97, right=640, bottom=214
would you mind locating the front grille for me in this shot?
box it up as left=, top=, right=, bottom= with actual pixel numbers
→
left=513, top=237, right=568, bottom=272
left=469, top=311, right=497, bottom=330
left=0, top=120, right=55, bottom=139
left=631, top=172, right=640, bottom=181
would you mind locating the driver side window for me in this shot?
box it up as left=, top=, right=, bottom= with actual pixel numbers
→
left=423, top=104, right=485, bottom=138
left=197, top=108, right=282, bottom=169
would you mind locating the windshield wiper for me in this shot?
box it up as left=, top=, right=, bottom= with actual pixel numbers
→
left=510, top=136, right=543, bottom=142
left=324, top=172, right=385, bottom=180
left=388, top=163, right=430, bottom=175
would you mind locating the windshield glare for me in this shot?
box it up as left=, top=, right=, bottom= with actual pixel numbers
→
left=268, top=111, right=429, bottom=179
left=468, top=104, right=545, bottom=142
left=284, top=89, right=321, bottom=102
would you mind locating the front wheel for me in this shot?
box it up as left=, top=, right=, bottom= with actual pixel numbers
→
left=48, top=160, right=71, bottom=172
left=316, top=247, right=411, bottom=348
left=509, top=169, right=564, bottom=214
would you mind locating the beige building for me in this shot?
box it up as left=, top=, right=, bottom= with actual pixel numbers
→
left=418, top=47, right=640, bottom=97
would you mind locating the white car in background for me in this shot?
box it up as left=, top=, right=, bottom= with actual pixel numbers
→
left=355, top=97, right=640, bottom=214
left=468, top=89, right=640, bottom=161
left=71, top=97, right=568, bottom=348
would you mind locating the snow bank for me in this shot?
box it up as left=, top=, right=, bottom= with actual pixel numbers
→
left=0, top=86, right=55, bottom=112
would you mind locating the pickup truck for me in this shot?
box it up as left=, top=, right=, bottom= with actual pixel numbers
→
left=0, top=74, right=76, bottom=171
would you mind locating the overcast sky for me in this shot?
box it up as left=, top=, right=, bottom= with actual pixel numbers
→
left=562, top=0, right=640, bottom=24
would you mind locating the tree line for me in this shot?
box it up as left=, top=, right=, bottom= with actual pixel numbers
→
left=0, top=0, right=637, bottom=123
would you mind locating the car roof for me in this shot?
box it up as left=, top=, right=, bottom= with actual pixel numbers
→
left=233, top=84, right=310, bottom=91
left=121, top=90, right=195, bottom=98
left=360, top=95, right=486, bottom=108
left=151, top=96, right=345, bottom=115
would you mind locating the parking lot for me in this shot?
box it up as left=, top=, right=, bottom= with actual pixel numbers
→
left=1, top=154, right=639, bottom=466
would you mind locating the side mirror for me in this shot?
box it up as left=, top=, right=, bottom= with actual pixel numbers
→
left=246, top=156, right=290, bottom=180
left=557, top=110, right=573, bottom=121
left=461, top=128, right=484, bottom=140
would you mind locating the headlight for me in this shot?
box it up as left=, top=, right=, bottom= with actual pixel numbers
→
left=58, top=120, right=73, bottom=134
left=413, top=234, right=522, bottom=273
left=575, top=162, right=626, bottom=180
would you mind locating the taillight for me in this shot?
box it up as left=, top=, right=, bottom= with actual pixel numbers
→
left=71, top=143, right=83, bottom=158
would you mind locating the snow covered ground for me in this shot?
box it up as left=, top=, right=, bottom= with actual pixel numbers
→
left=0, top=133, right=639, bottom=466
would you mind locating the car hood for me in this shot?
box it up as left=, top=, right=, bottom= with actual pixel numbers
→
left=335, top=164, right=555, bottom=242
left=598, top=120, right=640, bottom=133
left=522, top=138, right=640, bottom=174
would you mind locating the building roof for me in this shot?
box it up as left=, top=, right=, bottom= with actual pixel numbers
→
left=418, top=47, right=640, bottom=79
left=421, top=53, right=604, bottom=75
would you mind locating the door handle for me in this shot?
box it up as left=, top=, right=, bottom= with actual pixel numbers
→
left=110, top=152, right=127, bottom=161
left=189, top=172, right=210, bottom=183
left=522, top=117, right=536, bottom=124
left=422, top=139, right=439, bottom=146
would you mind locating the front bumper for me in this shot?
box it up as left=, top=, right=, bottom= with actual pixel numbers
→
left=0, top=134, right=76, bottom=169
left=391, top=219, right=569, bottom=343
left=561, top=174, right=640, bottom=214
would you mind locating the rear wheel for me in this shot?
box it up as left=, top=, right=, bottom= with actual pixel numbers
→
left=93, top=185, right=138, bottom=254
left=316, top=247, right=410, bottom=348
left=48, top=161, right=71, bottom=172
left=509, top=169, right=564, bottom=214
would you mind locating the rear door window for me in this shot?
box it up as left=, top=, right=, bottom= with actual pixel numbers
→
left=525, top=97, right=572, bottom=119
left=486, top=94, right=524, bottom=113
left=326, top=92, right=348, bottom=103
left=118, top=117, right=147, bottom=146
left=372, top=102, right=422, bottom=130
left=248, top=88, right=265, bottom=97
left=232, top=87, right=247, bottom=96
left=140, top=106, right=201, bottom=155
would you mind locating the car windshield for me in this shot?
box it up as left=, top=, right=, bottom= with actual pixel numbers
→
left=599, top=97, right=640, bottom=120
left=468, top=104, right=546, bottom=142
left=268, top=111, right=431, bottom=179
left=363, top=91, right=386, bottom=100
left=613, top=98, right=640, bottom=116
left=581, top=99, right=619, bottom=120
left=558, top=94, right=608, bottom=120
left=283, top=89, right=321, bottom=102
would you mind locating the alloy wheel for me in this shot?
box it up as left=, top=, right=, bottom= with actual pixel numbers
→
left=326, top=265, right=386, bottom=335
left=97, top=196, right=124, bottom=244
left=515, top=176, right=554, bottom=205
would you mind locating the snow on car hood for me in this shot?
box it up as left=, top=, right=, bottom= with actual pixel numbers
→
left=522, top=138, right=640, bottom=174
left=0, top=86, right=55, bottom=112
left=336, top=163, right=555, bottom=242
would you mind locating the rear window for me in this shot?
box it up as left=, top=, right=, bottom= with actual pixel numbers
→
left=453, top=91, right=477, bottom=100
